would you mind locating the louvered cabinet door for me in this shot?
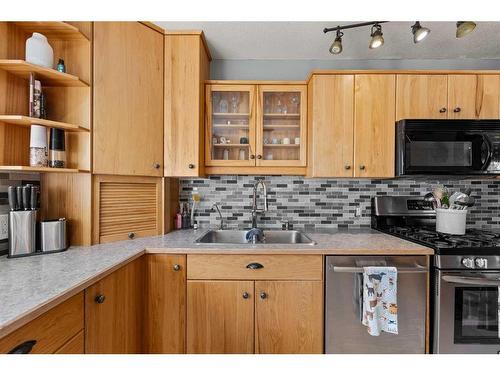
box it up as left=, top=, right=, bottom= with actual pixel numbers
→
left=93, top=175, right=163, bottom=244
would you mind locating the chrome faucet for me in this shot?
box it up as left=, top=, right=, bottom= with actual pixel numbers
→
left=250, top=179, right=268, bottom=229
left=211, top=203, right=224, bottom=230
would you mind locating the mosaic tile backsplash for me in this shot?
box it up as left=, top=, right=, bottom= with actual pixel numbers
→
left=179, top=176, right=500, bottom=230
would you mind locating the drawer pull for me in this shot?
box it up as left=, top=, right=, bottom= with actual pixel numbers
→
left=246, top=262, right=264, bottom=270
left=95, top=294, right=106, bottom=304
left=453, top=107, right=462, bottom=113
left=8, top=340, right=37, bottom=354
left=128, top=232, right=135, bottom=239
left=260, top=292, right=267, bottom=300
left=173, top=264, right=181, bottom=271
left=242, top=292, right=249, bottom=299
left=439, top=107, right=447, bottom=113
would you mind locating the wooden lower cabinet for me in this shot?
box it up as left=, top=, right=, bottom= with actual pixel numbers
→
left=145, top=254, right=186, bottom=353
left=55, top=331, right=84, bottom=354
left=187, top=280, right=255, bottom=354
left=255, top=281, right=323, bottom=354
left=0, top=293, right=84, bottom=354
left=85, top=257, right=144, bottom=354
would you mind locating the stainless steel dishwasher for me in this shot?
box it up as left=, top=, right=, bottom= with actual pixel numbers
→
left=325, top=256, right=429, bottom=354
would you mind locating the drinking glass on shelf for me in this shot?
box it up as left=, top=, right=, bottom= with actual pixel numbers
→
left=264, top=96, right=272, bottom=113
left=230, top=93, right=240, bottom=113
left=290, top=94, right=299, bottom=113
left=276, top=93, right=283, bottom=114
left=219, top=98, right=229, bottom=113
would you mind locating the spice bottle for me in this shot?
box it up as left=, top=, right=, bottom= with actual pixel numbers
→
left=49, top=128, right=66, bottom=168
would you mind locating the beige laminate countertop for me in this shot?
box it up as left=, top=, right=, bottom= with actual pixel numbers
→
left=0, top=228, right=432, bottom=340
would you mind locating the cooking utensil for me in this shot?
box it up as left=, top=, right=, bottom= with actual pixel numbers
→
left=22, top=185, right=31, bottom=211
left=16, top=186, right=23, bottom=210
left=424, top=192, right=438, bottom=209
left=30, top=185, right=39, bottom=210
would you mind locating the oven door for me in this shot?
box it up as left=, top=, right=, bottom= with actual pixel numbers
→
left=434, top=270, right=500, bottom=354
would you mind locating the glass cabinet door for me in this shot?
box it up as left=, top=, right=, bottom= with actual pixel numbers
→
left=205, top=85, right=256, bottom=166
left=257, top=85, right=307, bottom=167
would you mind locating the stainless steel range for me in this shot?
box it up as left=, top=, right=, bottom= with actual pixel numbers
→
left=372, top=195, right=500, bottom=354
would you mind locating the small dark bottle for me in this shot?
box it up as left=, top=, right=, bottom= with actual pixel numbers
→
left=56, top=58, right=66, bottom=73
left=49, top=128, right=66, bottom=168
left=181, top=203, right=191, bottom=229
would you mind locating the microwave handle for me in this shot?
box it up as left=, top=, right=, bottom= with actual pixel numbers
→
left=442, top=275, right=500, bottom=286
left=480, top=134, right=493, bottom=171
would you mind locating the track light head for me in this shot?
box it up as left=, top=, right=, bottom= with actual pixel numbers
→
left=329, top=29, right=344, bottom=54
left=456, top=21, right=476, bottom=38
left=369, top=23, right=384, bottom=49
left=411, top=21, right=431, bottom=43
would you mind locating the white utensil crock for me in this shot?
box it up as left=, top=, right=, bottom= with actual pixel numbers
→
left=436, top=208, right=467, bottom=235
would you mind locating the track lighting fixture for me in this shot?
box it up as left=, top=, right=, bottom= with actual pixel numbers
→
left=329, top=29, right=343, bottom=54
left=456, top=21, right=476, bottom=38
left=369, top=23, right=384, bottom=49
left=411, top=21, right=431, bottom=43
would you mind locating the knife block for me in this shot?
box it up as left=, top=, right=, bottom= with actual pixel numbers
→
left=8, top=210, right=37, bottom=258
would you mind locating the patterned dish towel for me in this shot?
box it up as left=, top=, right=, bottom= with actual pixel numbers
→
left=362, top=266, right=398, bottom=336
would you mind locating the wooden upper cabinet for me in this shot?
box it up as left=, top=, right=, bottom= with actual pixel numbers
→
left=85, top=258, right=144, bottom=354
left=205, top=84, right=256, bottom=167
left=165, top=33, right=211, bottom=177
left=307, top=75, right=354, bottom=177
left=354, top=74, right=396, bottom=178
left=255, top=281, right=323, bottom=354
left=145, top=254, right=186, bottom=354
left=256, top=85, right=307, bottom=167
left=396, top=75, right=448, bottom=120
left=448, top=74, right=500, bottom=119
left=93, top=22, right=164, bottom=176
left=187, top=280, right=254, bottom=354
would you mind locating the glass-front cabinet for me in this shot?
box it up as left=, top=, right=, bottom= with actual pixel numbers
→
left=205, top=84, right=307, bottom=168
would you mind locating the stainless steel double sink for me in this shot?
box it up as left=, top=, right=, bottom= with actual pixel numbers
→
left=195, top=229, right=316, bottom=245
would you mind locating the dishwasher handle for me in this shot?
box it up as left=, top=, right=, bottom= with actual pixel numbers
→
left=331, top=264, right=428, bottom=274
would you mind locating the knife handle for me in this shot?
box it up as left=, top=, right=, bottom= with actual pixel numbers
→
left=30, top=185, right=39, bottom=210
left=8, top=186, right=17, bottom=211
left=16, top=186, right=23, bottom=210
left=22, top=186, right=31, bottom=211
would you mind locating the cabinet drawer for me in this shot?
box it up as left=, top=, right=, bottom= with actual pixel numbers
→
left=187, top=255, right=323, bottom=280
left=93, top=175, right=163, bottom=244
left=55, top=330, right=84, bottom=354
left=0, top=293, right=84, bottom=354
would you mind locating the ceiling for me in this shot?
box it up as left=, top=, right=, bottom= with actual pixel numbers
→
left=154, top=21, right=500, bottom=60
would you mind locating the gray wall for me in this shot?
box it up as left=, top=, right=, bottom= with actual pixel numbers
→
left=210, top=59, right=500, bottom=80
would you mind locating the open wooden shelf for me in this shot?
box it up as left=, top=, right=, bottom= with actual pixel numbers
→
left=0, top=166, right=89, bottom=173
left=0, top=60, right=89, bottom=87
left=12, top=22, right=89, bottom=41
left=0, top=115, right=89, bottom=132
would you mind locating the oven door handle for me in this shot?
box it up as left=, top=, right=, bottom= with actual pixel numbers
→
left=331, top=264, right=428, bottom=274
left=442, top=275, right=500, bottom=286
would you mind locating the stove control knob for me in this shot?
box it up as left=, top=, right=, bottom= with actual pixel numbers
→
left=461, top=257, right=475, bottom=269
left=475, top=258, right=488, bottom=269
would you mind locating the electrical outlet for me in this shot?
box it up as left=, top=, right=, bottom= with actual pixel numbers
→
left=355, top=207, right=362, bottom=218
left=0, top=214, right=8, bottom=240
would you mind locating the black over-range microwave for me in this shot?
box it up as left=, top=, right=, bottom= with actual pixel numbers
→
left=396, top=119, right=500, bottom=176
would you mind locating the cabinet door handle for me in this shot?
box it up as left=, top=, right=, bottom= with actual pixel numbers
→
left=439, top=107, right=447, bottom=113
left=94, top=294, right=106, bottom=304
left=188, top=164, right=195, bottom=169
left=257, top=155, right=262, bottom=159
left=153, top=162, right=161, bottom=169
left=242, top=292, right=249, bottom=299
left=246, top=262, right=264, bottom=270
left=260, top=292, right=267, bottom=300
left=344, top=165, right=351, bottom=170
left=250, top=154, right=255, bottom=159
left=359, top=165, right=366, bottom=170
left=128, top=232, right=135, bottom=239
left=453, top=107, right=461, bottom=113
left=8, top=340, right=37, bottom=354
left=173, top=264, right=181, bottom=271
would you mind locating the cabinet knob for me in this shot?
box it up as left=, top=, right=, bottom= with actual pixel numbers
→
left=250, top=154, right=255, bottom=159
left=128, top=232, right=135, bottom=239
left=439, top=107, right=447, bottom=113
left=453, top=107, right=461, bottom=113
left=188, top=164, right=195, bottom=169
left=8, top=340, right=37, bottom=354
left=257, top=155, right=262, bottom=159
left=246, top=262, right=264, bottom=270
left=260, top=292, right=267, bottom=300
left=242, top=292, right=249, bottom=299
left=153, top=162, right=161, bottom=169
left=344, top=165, right=351, bottom=170
left=95, top=294, right=106, bottom=304
left=173, top=264, right=181, bottom=271
left=359, top=165, right=366, bottom=170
